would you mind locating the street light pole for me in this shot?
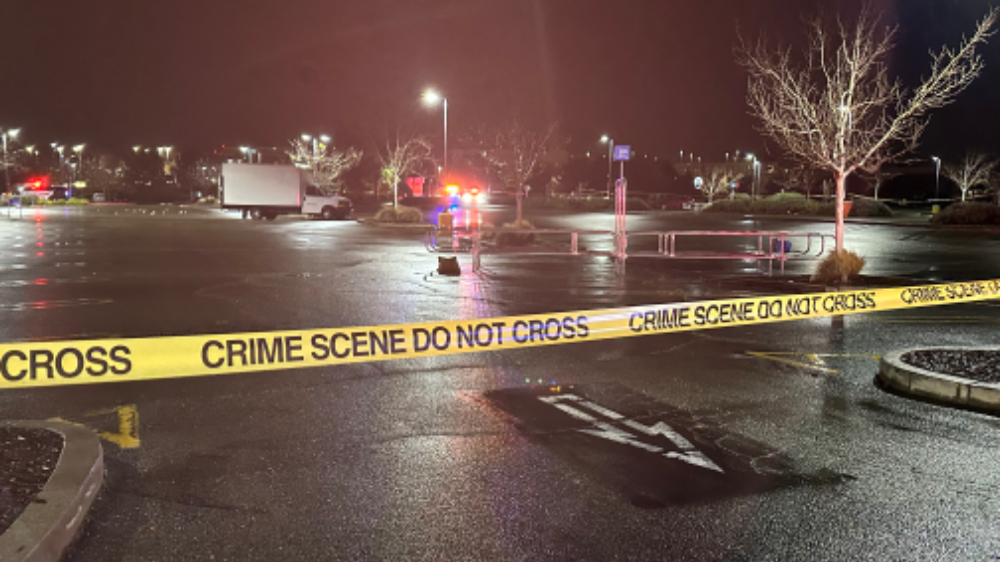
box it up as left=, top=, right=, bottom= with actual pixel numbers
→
left=2, top=129, right=20, bottom=192
left=52, top=144, right=66, bottom=184
left=439, top=99, right=448, bottom=178
left=601, top=135, right=613, bottom=198
left=932, top=156, right=941, bottom=199
left=2, top=134, right=8, bottom=192
left=422, top=90, right=448, bottom=181
left=73, top=144, right=85, bottom=192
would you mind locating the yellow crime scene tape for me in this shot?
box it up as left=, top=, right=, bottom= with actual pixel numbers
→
left=1, top=279, right=999, bottom=390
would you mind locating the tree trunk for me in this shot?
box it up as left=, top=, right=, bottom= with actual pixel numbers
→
left=516, top=188, right=523, bottom=223
left=834, top=171, right=847, bottom=254
left=961, top=188, right=967, bottom=202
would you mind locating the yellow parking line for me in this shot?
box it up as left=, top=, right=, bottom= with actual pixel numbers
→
left=49, top=404, right=140, bottom=449
left=747, top=352, right=881, bottom=374
left=746, top=352, right=838, bottom=374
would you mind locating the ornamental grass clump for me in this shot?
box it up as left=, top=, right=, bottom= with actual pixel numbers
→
left=811, top=250, right=866, bottom=285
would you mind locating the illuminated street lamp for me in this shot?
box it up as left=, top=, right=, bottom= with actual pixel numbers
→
left=601, top=135, right=614, bottom=198
left=746, top=154, right=761, bottom=199
left=422, top=89, right=448, bottom=177
left=932, top=156, right=942, bottom=199
left=2, top=128, right=21, bottom=191
left=239, top=146, right=260, bottom=163
left=301, top=134, right=331, bottom=157
left=73, top=144, right=85, bottom=186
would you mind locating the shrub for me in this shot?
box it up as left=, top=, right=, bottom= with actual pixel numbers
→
left=849, top=198, right=894, bottom=218
left=811, top=250, right=866, bottom=285
left=374, top=207, right=398, bottom=222
left=395, top=206, right=424, bottom=223
left=526, top=196, right=611, bottom=211
left=703, top=197, right=835, bottom=217
left=478, top=221, right=497, bottom=241
left=374, top=205, right=425, bottom=223
left=496, top=219, right=537, bottom=246
left=931, top=202, right=1000, bottom=225
left=767, top=191, right=806, bottom=201
left=523, top=196, right=653, bottom=212
left=67, top=198, right=89, bottom=206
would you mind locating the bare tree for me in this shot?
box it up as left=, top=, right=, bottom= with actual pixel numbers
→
left=942, top=153, right=996, bottom=202
left=287, top=138, right=362, bottom=194
left=740, top=5, right=996, bottom=253
left=704, top=166, right=744, bottom=203
left=483, top=120, right=558, bottom=223
left=871, top=166, right=901, bottom=201
left=377, top=134, right=433, bottom=208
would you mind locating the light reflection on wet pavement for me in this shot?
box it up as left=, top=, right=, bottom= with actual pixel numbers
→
left=1, top=205, right=999, bottom=562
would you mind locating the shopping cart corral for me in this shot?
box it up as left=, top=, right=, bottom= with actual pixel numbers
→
left=425, top=227, right=835, bottom=275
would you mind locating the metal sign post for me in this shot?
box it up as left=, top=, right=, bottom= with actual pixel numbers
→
left=613, top=146, right=630, bottom=276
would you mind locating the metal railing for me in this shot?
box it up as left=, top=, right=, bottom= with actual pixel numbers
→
left=426, top=227, right=834, bottom=275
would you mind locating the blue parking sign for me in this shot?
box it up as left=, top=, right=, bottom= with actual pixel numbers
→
left=614, top=145, right=630, bottom=161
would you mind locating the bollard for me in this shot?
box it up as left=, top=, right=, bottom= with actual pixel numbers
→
left=438, top=211, right=453, bottom=231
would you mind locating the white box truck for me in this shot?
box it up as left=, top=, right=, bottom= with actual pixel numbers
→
left=220, top=163, right=353, bottom=220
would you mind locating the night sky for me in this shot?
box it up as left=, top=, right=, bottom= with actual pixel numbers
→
left=1, top=0, right=997, bottom=159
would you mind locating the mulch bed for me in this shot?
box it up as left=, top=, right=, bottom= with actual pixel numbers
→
left=901, top=350, right=1000, bottom=384
left=0, top=427, right=63, bottom=535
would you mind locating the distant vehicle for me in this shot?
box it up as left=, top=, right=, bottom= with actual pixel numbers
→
left=15, top=177, right=59, bottom=201
left=442, top=183, right=487, bottom=206
left=92, top=193, right=106, bottom=202
left=220, top=163, right=352, bottom=220
left=659, top=194, right=696, bottom=210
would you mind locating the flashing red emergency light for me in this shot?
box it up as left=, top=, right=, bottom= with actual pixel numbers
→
left=25, top=177, right=50, bottom=191
left=445, top=185, right=460, bottom=196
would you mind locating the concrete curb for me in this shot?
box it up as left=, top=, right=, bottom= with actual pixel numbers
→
left=0, top=421, right=104, bottom=562
left=878, top=348, right=1000, bottom=414
left=356, top=218, right=435, bottom=229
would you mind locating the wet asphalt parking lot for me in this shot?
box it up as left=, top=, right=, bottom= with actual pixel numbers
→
left=1, top=204, right=999, bottom=561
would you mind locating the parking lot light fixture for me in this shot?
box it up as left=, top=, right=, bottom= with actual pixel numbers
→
left=600, top=135, right=613, bottom=198
left=422, top=89, right=448, bottom=177
left=1, top=129, right=20, bottom=191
